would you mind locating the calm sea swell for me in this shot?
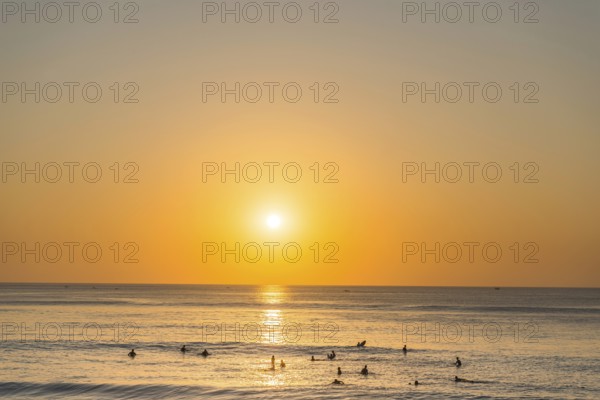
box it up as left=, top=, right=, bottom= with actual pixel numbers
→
left=0, top=285, right=599, bottom=399
left=0, top=381, right=529, bottom=400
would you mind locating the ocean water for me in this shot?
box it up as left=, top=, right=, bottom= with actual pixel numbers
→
left=0, top=284, right=599, bottom=399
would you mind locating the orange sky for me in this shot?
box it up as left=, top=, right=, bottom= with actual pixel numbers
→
left=1, top=1, right=599, bottom=286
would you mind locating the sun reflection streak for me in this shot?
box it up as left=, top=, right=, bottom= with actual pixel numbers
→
left=259, top=285, right=287, bottom=305
left=258, top=286, right=287, bottom=344
left=254, top=286, right=288, bottom=386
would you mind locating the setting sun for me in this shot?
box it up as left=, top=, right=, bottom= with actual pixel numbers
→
left=266, top=214, right=282, bottom=229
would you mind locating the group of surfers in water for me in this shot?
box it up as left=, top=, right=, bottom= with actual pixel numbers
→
left=128, top=345, right=210, bottom=359
left=127, top=343, right=474, bottom=385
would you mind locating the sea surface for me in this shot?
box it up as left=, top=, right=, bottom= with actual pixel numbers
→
left=0, top=284, right=599, bottom=399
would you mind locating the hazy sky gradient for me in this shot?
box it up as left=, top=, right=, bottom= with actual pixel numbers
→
left=1, top=1, right=599, bottom=286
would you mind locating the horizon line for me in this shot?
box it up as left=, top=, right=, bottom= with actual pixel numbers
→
left=0, top=282, right=598, bottom=289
